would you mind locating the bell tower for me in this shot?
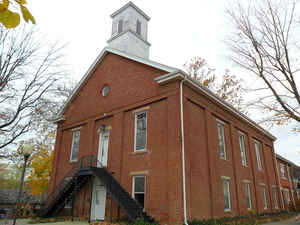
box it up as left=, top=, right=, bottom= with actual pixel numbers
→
left=107, top=2, right=151, bottom=59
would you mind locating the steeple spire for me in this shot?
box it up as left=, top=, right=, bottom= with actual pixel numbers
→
left=107, top=2, right=151, bottom=59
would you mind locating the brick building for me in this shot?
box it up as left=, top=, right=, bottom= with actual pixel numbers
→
left=45, top=2, right=283, bottom=224
left=294, top=166, right=300, bottom=199
left=276, top=154, right=300, bottom=210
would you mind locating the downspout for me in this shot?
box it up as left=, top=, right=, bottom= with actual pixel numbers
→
left=180, top=77, right=188, bottom=225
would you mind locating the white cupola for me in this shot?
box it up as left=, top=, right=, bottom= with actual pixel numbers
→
left=107, top=2, right=151, bottom=59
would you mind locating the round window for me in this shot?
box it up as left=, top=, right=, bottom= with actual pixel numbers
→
left=102, top=85, right=110, bottom=97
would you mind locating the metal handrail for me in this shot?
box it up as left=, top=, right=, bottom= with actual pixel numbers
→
left=41, top=155, right=145, bottom=220
left=43, top=155, right=97, bottom=211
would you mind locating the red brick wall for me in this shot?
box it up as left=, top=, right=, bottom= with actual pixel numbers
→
left=49, top=53, right=280, bottom=224
left=183, top=84, right=281, bottom=219
left=276, top=158, right=296, bottom=209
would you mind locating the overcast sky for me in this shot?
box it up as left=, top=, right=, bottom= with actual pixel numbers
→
left=28, top=0, right=300, bottom=165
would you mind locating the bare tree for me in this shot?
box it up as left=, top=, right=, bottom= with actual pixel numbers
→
left=225, top=0, right=300, bottom=129
left=184, top=56, right=247, bottom=113
left=0, top=25, right=66, bottom=153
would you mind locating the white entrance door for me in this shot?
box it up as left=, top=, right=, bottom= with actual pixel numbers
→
left=91, top=178, right=107, bottom=221
left=97, top=131, right=110, bottom=167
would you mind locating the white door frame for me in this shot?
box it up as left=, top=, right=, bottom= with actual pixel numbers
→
left=97, top=130, right=110, bottom=167
left=90, top=178, right=107, bottom=221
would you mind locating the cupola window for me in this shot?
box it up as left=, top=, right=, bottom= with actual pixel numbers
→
left=118, top=20, right=123, bottom=33
left=136, top=20, right=141, bottom=35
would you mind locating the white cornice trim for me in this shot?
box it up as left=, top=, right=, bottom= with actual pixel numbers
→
left=107, top=29, right=151, bottom=46
left=111, top=1, right=151, bottom=21
left=155, top=72, right=277, bottom=141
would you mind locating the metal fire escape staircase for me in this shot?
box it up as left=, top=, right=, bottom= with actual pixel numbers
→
left=40, top=155, right=151, bottom=222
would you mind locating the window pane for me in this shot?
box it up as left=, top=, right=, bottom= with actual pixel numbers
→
left=71, top=130, right=80, bottom=161
left=217, top=122, right=226, bottom=159
left=285, top=190, right=290, bottom=204
left=239, top=134, right=247, bottom=166
left=118, top=20, right=123, bottom=33
left=262, top=186, right=267, bottom=209
left=133, top=176, right=146, bottom=208
left=134, top=176, right=145, bottom=193
left=281, top=164, right=286, bottom=178
left=223, top=179, right=230, bottom=210
left=134, top=193, right=145, bottom=208
left=246, top=183, right=251, bottom=209
left=135, top=112, right=147, bottom=151
left=255, top=142, right=262, bottom=170
left=136, top=20, right=141, bottom=35
left=287, top=167, right=291, bottom=180
left=273, top=188, right=278, bottom=208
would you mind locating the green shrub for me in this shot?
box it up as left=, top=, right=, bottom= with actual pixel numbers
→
left=127, top=218, right=159, bottom=225
left=187, top=211, right=296, bottom=225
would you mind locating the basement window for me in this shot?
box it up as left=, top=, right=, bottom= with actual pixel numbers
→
left=132, top=176, right=146, bottom=209
left=70, top=129, right=80, bottom=162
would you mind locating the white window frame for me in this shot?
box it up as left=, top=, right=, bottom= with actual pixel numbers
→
left=245, top=182, right=252, bottom=209
left=70, top=128, right=81, bottom=162
left=238, top=132, right=247, bottom=167
left=284, top=189, right=290, bottom=204
left=222, top=177, right=231, bottom=212
left=287, top=166, right=291, bottom=181
left=132, top=175, right=146, bottom=210
left=280, top=163, right=286, bottom=179
left=272, top=187, right=279, bottom=209
left=217, top=119, right=226, bottom=160
left=134, top=111, right=147, bottom=152
left=254, top=141, right=262, bottom=171
left=261, top=185, right=268, bottom=210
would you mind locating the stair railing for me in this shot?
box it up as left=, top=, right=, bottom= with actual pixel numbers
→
left=43, top=155, right=97, bottom=212
left=42, top=155, right=146, bottom=220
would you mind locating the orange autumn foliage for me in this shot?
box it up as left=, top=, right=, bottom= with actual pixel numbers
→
left=27, top=149, right=53, bottom=197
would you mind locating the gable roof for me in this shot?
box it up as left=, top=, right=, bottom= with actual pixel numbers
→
left=55, top=46, right=276, bottom=142
left=155, top=72, right=277, bottom=141
left=55, top=47, right=178, bottom=119
left=111, top=1, right=151, bottom=21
